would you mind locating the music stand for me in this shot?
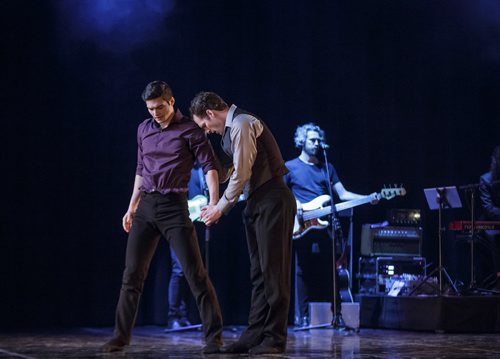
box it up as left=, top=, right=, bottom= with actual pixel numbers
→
left=411, top=186, right=462, bottom=295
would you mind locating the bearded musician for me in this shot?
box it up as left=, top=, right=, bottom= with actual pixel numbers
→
left=284, top=123, right=377, bottom=328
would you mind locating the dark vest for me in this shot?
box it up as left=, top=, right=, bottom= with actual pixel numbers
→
left=221, top=107, right=288, bottom=199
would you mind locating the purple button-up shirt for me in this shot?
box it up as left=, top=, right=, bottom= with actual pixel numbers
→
left=136, top=109, right=216, bottom=194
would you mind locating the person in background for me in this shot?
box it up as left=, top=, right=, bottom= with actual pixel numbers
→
left=284, top=123, right=377, bottom=328
left=479, top=145, right=500, bottom=291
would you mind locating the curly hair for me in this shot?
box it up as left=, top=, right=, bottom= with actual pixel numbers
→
left=294, top=123, right=326, bottom=149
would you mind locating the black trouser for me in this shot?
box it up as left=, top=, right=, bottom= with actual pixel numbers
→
left=112, top=192, right=222, bottom=345
left=238, top=177, right=296, bottom=347
left=168, top=245, right=188, bottom=320
left=294, top=230, right=342, bottom=323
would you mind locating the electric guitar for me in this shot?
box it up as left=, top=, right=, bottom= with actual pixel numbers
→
left=188, top=194, right=246, bottom=222
left=188, top=195, right=208, bottom=222
left=292, top=186, right=406, bottom=240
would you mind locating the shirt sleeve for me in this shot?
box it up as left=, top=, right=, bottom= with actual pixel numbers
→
left=216, top=115, right=264, bottom=214
left=189, top=125, right=217, bottom=174
left=135, top=125, right=144, bottom=176
left=329, top=163, right=340, bottom=185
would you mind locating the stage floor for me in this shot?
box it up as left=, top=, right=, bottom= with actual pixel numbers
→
left=1, top=326, right=500, bottom=358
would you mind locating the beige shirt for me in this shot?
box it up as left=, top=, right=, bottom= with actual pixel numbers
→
left=216, top=105, right=263, bottom=214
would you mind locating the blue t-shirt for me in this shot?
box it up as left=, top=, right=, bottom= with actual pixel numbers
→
left=284, top=157, right=340, bottom=203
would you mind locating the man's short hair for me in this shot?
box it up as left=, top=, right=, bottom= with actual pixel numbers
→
left=190, top=92, right=228, bottom=118
left=294, top=123, right=326, bottom=149
left=141, top=81, right=173, bottom=102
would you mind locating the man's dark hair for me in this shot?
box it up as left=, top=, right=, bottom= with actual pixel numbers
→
left=189, top=92, right=228, bottom=118
left=141, top=81, right=173, bottom=101
left=491, top=145, right=500, bottom=181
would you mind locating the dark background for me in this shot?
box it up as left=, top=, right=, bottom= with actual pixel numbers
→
left=2, top=0, right=499, bottom=329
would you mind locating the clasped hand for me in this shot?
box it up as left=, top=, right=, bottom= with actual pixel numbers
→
left=200, top=205, right=222, bottom=226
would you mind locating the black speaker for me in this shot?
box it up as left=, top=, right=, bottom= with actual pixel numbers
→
left=361, top=224, right=422, bottom=256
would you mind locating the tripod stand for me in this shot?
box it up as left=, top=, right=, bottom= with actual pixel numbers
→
left=410, top=186, right=461, bottom=296
left=459, top=183, right=480, bottom=292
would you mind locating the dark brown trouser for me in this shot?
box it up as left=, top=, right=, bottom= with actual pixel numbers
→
left=112, top=192, right=223, bottom=345
left=239, top=177, right=296, bottom=347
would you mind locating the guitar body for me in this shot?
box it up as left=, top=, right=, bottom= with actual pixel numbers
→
left=337, top=267, right=353, bottom=302
left=187, top=193, right=245, bottom=222
left=292, top=186, right=406, bottom=304
left=293, top=195, right=332, bottom=240
left=293, top=186, right=406, bottom=240
left=187, top=194, right=208, bottom=222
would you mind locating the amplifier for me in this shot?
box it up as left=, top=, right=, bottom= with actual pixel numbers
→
left=360, top=224, right=422, bottom=256
left=358, top=256, right=427, bottom=295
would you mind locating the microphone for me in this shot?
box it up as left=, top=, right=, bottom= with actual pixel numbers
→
left=320, top=142, right=330, bottom=150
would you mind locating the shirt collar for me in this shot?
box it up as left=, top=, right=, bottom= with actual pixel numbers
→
left=152, top=108, right=183, bottom=128
left=225, top=104, right=237, bottom=128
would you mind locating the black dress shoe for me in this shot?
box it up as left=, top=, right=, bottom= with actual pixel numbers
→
left=202, top=342, right=221, bottom=354
left=220, top=340, right=253, bottom=353
left=101, top=338, right=127, bottom=352
left=248, top=338, right=285, bottom=355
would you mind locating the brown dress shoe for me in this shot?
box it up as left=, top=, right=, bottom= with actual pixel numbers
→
left=101, top=338, right=127, bottom=352
left=220, top=340, right=254, bottom=353
left=248, top=338, right=285, bottom=355
left=202, top=342, right=221, bottom=354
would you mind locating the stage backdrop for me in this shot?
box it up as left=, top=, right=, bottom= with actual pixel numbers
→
left=2, top=0, right=500, bottom=328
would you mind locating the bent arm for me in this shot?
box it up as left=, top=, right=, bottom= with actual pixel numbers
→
left=216, top=117, right=263, bottom=214
left=205, top=169, right=219, bottom=206
left=334, top=181, right=377, bottom=203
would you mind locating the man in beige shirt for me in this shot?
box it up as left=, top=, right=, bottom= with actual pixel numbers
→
left=190, top=92, right=296, bottom=355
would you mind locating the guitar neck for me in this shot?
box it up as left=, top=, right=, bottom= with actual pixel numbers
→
left=335, top=196, right=373, bottom=212
left=302, top=196, right=373, bottom=221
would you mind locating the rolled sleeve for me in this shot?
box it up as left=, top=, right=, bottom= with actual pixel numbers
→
left=189, top=126, right=217, bottom=174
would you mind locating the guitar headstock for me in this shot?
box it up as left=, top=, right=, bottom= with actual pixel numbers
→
left=380, top=185, right=406, bottom=200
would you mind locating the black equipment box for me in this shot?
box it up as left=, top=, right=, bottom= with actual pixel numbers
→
left=388, top=208, right=421, bottom=226
left=361, top=224, right=423, bottom=256
left=358, top=256, right=426, bottom=295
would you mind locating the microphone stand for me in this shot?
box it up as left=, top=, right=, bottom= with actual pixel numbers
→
left=322, top=144, right=345, bottom=330
left=293, top=143, right=353, bottom=332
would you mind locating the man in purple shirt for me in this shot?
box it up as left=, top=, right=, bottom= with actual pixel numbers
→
left=102, top=81, right=223, bottom=354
